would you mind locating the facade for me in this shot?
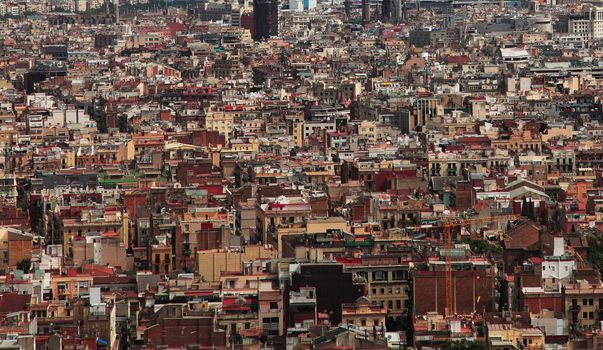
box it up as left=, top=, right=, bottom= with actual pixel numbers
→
left=341, top=298, right=387, bottom=332
left=252, top=0, right=278, bottom=41
left=569, top=4, right=603, bottom=39
left=564, top=280, right=603, bottom=329
left=343, top=256, right=412, bottom=316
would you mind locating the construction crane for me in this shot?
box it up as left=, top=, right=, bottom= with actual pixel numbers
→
left=408, top=214, right=520, bottom=316
left=444, top=221, right=454, bottom=317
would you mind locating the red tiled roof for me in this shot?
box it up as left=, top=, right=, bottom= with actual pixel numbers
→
left=0, top=293, right=30, bottom=314
left=444, top=55, right=471, bottom=65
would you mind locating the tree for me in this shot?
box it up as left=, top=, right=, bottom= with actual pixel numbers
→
left=521, top=196, right=530, bottom=217
left=16, top=258, right=31, bottom=273
left=443, top=340, right=486, bottom=350
left=588, top=235, right=603, bottom=277
left=461, top=237, right=502, bottom=255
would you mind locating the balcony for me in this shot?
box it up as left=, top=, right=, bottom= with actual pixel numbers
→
left=344, top=238, right=374, bottom=248
left=262, top=323, right=280, bottom=331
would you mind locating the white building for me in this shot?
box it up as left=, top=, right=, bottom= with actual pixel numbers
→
left=569, top=4, right=603, bottom=39
left=289, top=0, right=315, bottom=11
left=289, top=0, right=304, bottom=11
left=541, top=237, right=575, bottom=291
left=302, top=120, right=336, bottom=139
left=500, top=47, right=530, bottom=67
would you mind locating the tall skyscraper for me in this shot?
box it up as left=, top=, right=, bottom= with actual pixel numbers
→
left=362, top=0, right=370, bottom=24
left=252, top=0, right=278, bottom=41
left=393, top=0, right=403, bottom=23
left=382, top=0, right=391, bottom=21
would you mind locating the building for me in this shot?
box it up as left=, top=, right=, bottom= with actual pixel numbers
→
left=564, top=280, right=603, bottom=329
left=413, top=269, right=495, bottom=316
left=342, top=255, right=412, bottom=317
left=341, top=297, right=387, bottom=332
left=291, top=263, right=365, bottom=325
left=252, top=0, right=278, bottom=41
left=486, top=324, right=545, bottom=350
left=569, top=4, right=603, bottom=40
left=143, top=303, right=227, bottom=348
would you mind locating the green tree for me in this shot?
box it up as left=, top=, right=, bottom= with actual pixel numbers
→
left=16, top=258, right=31, bottom=272
left=460, top=238, right=502, bottom=255
left=588, top=235, right=603, bottom=276
left=443, top=339, right=486, bottom=350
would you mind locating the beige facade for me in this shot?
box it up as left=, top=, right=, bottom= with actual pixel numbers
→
left=564, top=280, right=603, bottom=329
left=256, top=198, right=312, bottom=243
left=487, top=324, right=544, bottom=350
left=51, top=275, right=94, bottom=302
left=204, top=112, right=235, bottom=140
left=151, top=244, right=172, bottom=275
left=275, top=217, right=349, bottom=256
left=72, top=236, right=134, bottom=271
left=428, top=151, right=512, bottom=178
left=197, top=246, right=276, bottom=282
left=345, top=258, right=411, bottom=316
left=341, top=299, right=387, bottom=331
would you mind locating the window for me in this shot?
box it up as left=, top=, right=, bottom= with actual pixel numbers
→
left=590, top=299, right=594, bottom=306
left=584, top=299, right=588, bottom=306
left=590, top=312, right=595, bottom=319
left=167, top=307, right=176, bottom=317
left=361, top=319, right=366, bottom=326
left=372, top=271, right=386, bottom=281
left=392, top=270, right=407, bottom=280
left=396, top=300, right=401, bottom=310
left=388, top=301, right=393, bottom=310
left=583, top=312, right=588, bottom=318
left=372, top=288, right=377, bottom=295
left=269, top=302, right=278, bottom=310
left=380, top=288, right=385, bottom=295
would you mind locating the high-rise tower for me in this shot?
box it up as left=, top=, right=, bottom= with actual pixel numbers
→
left=382, top=0, right=392, bottom=20
left=252, top=0, right=278, bottom=40
left=362, top=0, right=370, bottom=23
left=393, top=0, right=402, bottom=23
